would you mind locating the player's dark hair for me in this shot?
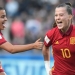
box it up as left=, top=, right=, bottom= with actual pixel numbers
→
left=53, top=22, right=57, bottom=28
left=53, top=3, right=72, bottom=28
left=57, top=3, right=72, bottom=15
left=0, top=7, right=4, bottom=10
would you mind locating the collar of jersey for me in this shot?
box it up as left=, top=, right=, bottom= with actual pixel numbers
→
left=59, top=25, right=73, bottom=36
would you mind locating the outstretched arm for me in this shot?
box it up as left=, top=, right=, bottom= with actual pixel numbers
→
left=0, top=38, right=43, bottom=53
left=0, top=72, right=6, bottom=75
left=42, top=45, right=51, bottom=75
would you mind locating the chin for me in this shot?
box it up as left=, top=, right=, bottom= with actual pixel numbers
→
left=57, top=26, right=63, bottom=30
left=0, top=28, right=5, bottom=30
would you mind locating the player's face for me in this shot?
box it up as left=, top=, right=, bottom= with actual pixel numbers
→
left=0, top=10, right=7, bottom=30
left=55, top=7, right=72, bottom=30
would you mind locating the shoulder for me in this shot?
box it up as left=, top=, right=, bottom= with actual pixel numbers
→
left=72, top=25, right=75, bottom=32
left=46, top=27, right=58, bottom=36
left=73, top=25, right=75, bottom=29
left=44, top=27, right=58, bottom=46
left=0, top=32, right=7, bottom=45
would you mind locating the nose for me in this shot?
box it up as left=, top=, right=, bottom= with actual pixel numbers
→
left=56, top=15, right=60, bottom=20
left=5, top=17, right=7, bottom=21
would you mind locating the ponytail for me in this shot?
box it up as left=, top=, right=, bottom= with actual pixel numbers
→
left=65, top=3, right=72, bottom=7
left=53, top=22, right=57, bottom=28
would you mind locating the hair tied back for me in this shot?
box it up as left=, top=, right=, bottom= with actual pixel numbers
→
left=65, top=3, right=72, bottom=7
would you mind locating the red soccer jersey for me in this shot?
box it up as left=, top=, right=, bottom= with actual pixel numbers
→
left=44, top=25, right=75, bottom=75
left=0, top=32, right=6, bottom=72
left=0, top=32, right=7, bottom=45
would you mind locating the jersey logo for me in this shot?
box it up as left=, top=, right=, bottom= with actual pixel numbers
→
left=45, top=35, right=50, bottom=44
left=70, top=37, right=75, bottom=44
left=55, top=41, right=59, bottom=44
left=0, top=35, right=2, bottom=39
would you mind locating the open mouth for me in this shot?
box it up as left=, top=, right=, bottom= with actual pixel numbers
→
left=57, top=21, right=63, bottom=25
left=2, top=22, right=6, bottom=28
left=57, top=21, right=62, bottom=24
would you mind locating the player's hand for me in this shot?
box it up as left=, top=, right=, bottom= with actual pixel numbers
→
left=33, top=38, right=43, bottom=50
left=49, top=69, right=52, bottom=75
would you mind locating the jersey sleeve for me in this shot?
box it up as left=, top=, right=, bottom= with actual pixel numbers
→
left=0, top=33, right=7, bottom=45
left=44, top=30, right=53, bottom=47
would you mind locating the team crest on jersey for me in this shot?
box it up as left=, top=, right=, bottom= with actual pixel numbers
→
left=70, top=37, right=75, bottom=44
left=55, top=41, right=59, bottom=44
left=45, top=35, right=50, bottom=44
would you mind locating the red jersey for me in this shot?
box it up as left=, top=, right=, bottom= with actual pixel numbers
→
left=44, top=25, right=75, bottom=75
left=0, top=32, right=6, bottom=45
left=0, top=32, right=6, bottom=72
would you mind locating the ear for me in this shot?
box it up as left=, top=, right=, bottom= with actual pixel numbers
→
left=69, top=15, right=73, bottom=20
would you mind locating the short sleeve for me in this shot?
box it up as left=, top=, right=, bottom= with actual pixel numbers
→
left=0, top=33, right=7, bottom=45
left=44, top=30, right=53, bottom=47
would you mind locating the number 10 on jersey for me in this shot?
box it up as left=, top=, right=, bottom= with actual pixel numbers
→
left=61, top=48, right=71, bottom=58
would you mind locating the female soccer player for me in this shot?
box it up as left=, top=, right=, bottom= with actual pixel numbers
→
left=0, top=7, right=43, bottom=75
left=42, top=3, right=75, bottom=75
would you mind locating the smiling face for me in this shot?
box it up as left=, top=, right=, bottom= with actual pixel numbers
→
left=55, top=7, right=72, bottom=31
left=0, top=10, right=7, bottom=30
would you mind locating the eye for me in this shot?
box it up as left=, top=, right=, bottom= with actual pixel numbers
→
left=1, top=15, right=5, bottom=18
left=59, top=14, right=64, bottom=16
left=55, top=14, right=57, bottom=17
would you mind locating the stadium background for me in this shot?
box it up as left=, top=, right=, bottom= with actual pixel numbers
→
left=0, top=0, right=75, bottom=75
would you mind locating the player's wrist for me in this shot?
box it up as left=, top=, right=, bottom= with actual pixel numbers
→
left=44, top=61, right=50, bottom=75
left=32, top=43, right=36, bottom=49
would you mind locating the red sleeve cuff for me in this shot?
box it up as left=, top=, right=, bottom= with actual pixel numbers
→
left=0, top=41, right=7, bottom=45
left=44, top=41, right=50, bottom=47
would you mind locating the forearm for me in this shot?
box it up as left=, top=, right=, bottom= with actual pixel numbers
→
left=0, top=72, right=6, bottom=75
left=12, top=43, right=34, bottom=53
left=42, top=45, right=50, bottom=75
left=0, top=42, right=35, bottom=53
left=0, top=39, right=43, bottom=53
left=42, top=45, right=50, bottom=60
left=43, top=49, right=50, bottom=61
